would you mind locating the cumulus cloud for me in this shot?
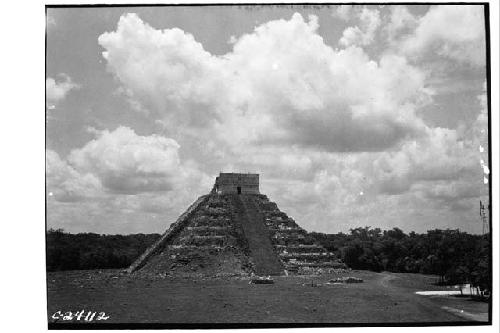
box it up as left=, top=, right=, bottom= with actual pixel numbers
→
left=48, top=126, right=209, bottom=203
left=373, top=127, right=479, bottom=195
left=384, top=5, right=418, bottom=43
left=472, top=83, right=489, bottom=189
left=261, top=126, right=484, bottom=232
left=47, top=129, right=212, bottom=232
left=46, top=149, right=101, bottom=202
left=68, top=126, right=196, bottom=194
left=46, top=73, right=80, bottom=108
left=99, top=13, right=431, bottom=153
left=332, top=5, right=353, bottom=21
left=47, top=9, right=487, bottom=234
left=98, top=15, right=223, bottom=129
left=399, top=5, right=485, bottom=66
left=339, top=7, right=381, bottom=47
left=259, top=85, right=487, bottom=231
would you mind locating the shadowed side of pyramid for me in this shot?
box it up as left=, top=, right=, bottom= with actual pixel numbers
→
left=126, top=195, right=211, bottom=274
left=129, top=194, right=254, bottom=277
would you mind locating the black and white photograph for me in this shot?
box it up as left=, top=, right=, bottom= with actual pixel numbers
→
left=39, top=1, right=497, bottom=329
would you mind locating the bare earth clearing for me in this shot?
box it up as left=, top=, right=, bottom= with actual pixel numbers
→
left=47, top=270, right=489, bottom=326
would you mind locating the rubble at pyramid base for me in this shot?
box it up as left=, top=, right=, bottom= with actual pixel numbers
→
left=130, top=193, right=346, bottom=278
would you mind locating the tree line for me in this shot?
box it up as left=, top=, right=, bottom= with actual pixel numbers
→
left=46, top=227, right=491, bottom=293
left=46, top=228, right=160, bottom=271
left=311, top=227, right=491, bottom=293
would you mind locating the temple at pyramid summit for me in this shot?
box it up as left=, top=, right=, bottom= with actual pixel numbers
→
left=128, top=173, right=345, bottom=276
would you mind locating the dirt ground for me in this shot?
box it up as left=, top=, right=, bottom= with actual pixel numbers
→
left=47, top=269, right=490, bottom=325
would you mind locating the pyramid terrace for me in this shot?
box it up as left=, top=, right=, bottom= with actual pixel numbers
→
left=128, top=173, right=345, bottom=277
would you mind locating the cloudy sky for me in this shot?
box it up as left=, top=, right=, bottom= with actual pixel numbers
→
left=46, top=4, right=490, bottom=235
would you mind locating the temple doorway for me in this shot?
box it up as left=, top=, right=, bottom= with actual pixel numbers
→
left=237, top=186, right=242, bottom=194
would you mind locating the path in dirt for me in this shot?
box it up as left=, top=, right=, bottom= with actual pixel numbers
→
left=373, top=271, right=489, bottom=322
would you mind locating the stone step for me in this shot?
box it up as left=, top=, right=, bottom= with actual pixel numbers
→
left=285, top=261, right=345, bottom=268
left=279, top=252, right=334, bottom=258
left=186, top=226, right=231, bottom=230
left=167, top=245, right=224, bottom=250
left=177, top=235, right=228, bottom=247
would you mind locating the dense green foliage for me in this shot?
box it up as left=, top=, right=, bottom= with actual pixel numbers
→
left=46, top=229, right=160, bottom=271
left=311, top=227, right=491, bottom=291
left=46, top=227, right=491, bottom=293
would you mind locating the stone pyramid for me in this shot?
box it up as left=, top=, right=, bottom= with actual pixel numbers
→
left=128, top=173, right=345, bottom=277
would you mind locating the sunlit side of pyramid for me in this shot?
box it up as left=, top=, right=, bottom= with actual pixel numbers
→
left=128, top=173, right=345, bottom=277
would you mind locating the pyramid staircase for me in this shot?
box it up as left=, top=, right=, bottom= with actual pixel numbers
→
left=128, top=193, right=345, bottom=276
left=230, top=195, right=283, bottom=275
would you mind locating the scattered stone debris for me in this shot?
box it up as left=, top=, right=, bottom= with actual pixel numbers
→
left=328, top=277, right=363, bottom=284
left=249, top=276, right=274, bottom=284
left=301, top=280, right=320, bottom=287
